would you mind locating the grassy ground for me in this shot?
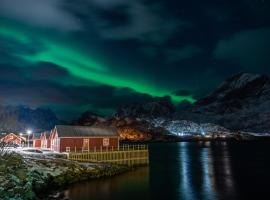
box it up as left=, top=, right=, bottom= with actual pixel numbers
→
left=0, top=152, right=131, bottom=200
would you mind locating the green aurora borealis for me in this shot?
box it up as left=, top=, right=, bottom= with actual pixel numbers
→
left=1, top=0, right=270, bottom=119
left=0, top=23, right=196, bottom=104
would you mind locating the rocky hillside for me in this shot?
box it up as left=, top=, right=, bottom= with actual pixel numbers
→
left=76, top=100, right=231, bottom=141
left=74, top=111, right=153, bottom=141
left=180, top=73, right=270, bottom=133
left=0, top=105, right=58, bottom=132
left=114, top=99, right=175, bottom=119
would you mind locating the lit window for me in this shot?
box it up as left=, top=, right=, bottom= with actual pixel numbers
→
left=83, top=139, right=89, bottom=149
left=103, top=138, right=109, bottom=147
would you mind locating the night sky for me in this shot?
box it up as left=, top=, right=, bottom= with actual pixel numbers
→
left=0, top=0, right=270, bottom=119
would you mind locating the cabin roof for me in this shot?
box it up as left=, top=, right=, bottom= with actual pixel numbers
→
left=1, top=133, right=20, bottom=140
left=42, top=131, right=50, bottom=138
left=0, top=133, right=27, bottom=142
left=30, top=133, right=42, bottom=140
left=55, top=125, right=118, bottom=137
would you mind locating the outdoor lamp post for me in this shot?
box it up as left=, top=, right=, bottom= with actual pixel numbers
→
left=27, top=129, right=32, bottom=148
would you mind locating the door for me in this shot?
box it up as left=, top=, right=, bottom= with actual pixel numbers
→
left=83, top=139, right=89, bottom=151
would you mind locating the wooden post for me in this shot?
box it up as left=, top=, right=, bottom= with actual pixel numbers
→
left=117, top=137, right=120, bottom=151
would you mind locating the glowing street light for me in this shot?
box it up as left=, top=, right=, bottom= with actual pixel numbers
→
left=26, top=129, right=32, bottom=148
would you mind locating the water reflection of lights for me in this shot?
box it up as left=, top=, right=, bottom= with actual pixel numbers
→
left=221, top=143, right=234, bottom=192
left=201, top=148, right=217, bottom=199
left=204, top=141, right=211, bottom=147
left=179, top=142, right=195, bottom=200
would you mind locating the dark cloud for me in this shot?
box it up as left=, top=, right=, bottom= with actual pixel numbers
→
left=1, top=0, right=270, bottom=120
left=30, top=62, right=70, bottom=80
left=0, top=0, right=81, bottom=31
left=173, top=89, right=193, bottom=96
left=164, top=45, right=203, bottom=64
left=0, top=63, right=160, bottom=119
left=68, top=0, right=189, bottom=44
left=214, top=28, right=270, bottom=70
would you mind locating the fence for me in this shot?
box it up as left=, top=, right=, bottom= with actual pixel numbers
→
left=68, top=144, right=149, bottom=166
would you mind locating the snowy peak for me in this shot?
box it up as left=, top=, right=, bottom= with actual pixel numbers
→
left=196, top=73, right=270, bottom=105
left=182, top=73, right=270, bottom=133
left=76, top=111, right=106, bottom=126
left=0, top=105, right=58, bottom=132
left=221, top=73, right=263, bottom=90
left=114, top=100, right=175, bottom=119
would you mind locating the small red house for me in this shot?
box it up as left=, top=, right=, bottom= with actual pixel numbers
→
left=32, top=133, right=42, bottom=148
left=0, top=133, right=26, bottom=145
left=51, top=125, right=119, bottom=152
left=40, top=131, right=51, bottom=149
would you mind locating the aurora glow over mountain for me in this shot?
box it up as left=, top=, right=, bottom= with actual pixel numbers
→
left=0, top=0, right=270, bottom=119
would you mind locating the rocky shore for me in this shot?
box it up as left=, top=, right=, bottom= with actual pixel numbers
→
left=0, top=153, right=131, bottom=200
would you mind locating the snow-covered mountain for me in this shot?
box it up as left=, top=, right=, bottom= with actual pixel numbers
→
left=0, top=105, right=58, bottom=132
left=77, top=100, right=231, bottom=140
left=114, top=99, right=175, bottom=119
left=180, top=73, right=270, bottom=133
left=76, top=73, right=270, bottom=140
left=149, top=118, right=230, bottom=135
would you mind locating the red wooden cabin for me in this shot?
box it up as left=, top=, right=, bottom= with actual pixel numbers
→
left=40, top=131, right=51, bottom=149
left=0, top=133, right=26, bottom=145
left=50, top=125, right=119, bottom=152
left=32, top=133, right=41, bottom=148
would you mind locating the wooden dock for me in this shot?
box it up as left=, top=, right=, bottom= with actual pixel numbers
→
left=68, top=145, right=149, bottom=166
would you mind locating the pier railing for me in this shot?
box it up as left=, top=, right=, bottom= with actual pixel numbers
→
left=68, top=144, right=149, bottom=166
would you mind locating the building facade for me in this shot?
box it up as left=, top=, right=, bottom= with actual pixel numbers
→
left=0, top=133, right=26, bottom=145
left=50, top=125, right=119, bottom=153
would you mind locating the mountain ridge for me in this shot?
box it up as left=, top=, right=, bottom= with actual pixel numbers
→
left=180, top=72, right=270, bottom=132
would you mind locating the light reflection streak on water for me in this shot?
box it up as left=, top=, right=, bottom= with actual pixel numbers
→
left=201, top=146, right=216, bottom=200
left=179, top=142, right=195, bottom=200
left=221, top=142, right=234, bottom=193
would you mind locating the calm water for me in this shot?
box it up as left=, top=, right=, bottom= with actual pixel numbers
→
left=63, top=142, right=270, bottom=200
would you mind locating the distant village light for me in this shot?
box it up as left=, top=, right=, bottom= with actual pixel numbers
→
left=201, top=129, right=205, bottom=136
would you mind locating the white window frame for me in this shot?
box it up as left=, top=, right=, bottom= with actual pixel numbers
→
left=66, top=147, right=70, bottom=152
left=82, top=139, right=90, bottom=152
left=103, top=138, right=110, bottom=147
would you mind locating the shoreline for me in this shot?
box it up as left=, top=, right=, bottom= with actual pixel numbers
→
left=40, top=164, right=135, bottom=200
left=0, top=153, right=133, bottom=200
left=2, top=138, right=270, bottom=199
left=121, top=134, right=270, bottom=143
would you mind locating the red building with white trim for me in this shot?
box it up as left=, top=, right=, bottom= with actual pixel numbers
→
left=0, top=133, right=26, bottom=145
left=40, top=131, right=51, bottom=149
left=32, top=133, right=41, bottom=148
left=50, top=125, right=119, bottom=152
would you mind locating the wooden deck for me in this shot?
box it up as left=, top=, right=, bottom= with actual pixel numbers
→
left=68, top=145, right=149, bottom=166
